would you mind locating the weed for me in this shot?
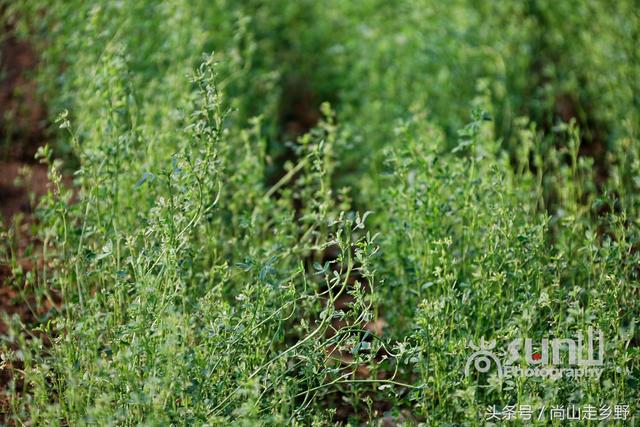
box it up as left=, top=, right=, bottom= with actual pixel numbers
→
left=1, top=0, right=638, bottom=425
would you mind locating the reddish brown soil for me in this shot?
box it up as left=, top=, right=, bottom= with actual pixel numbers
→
left=1, top=18, right=49, bottom=323
left=0, top=162, right=49, bottom=222
left=0, top=21, right=46, bottom=158
left=1, top=16, right=51, bottom=424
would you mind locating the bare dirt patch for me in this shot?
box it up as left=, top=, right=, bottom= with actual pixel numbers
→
left=1, top=16, right=52, bottom=423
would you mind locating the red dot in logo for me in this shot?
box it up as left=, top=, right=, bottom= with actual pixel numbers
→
left=532, top=353, right=542, bottom=360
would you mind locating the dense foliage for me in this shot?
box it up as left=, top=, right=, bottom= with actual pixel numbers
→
left=1, top=0, right=638, bottom=424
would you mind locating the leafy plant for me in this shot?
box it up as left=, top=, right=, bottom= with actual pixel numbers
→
left=1, top=0, right=638, bottom=425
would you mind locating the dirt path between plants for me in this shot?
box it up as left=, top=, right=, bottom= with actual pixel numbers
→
left=1, top=16, right=50, bottom=328
left=0, top=18, right=52, bottom=421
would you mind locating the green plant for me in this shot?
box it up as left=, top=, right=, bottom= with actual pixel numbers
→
left=1, top=0, right=638, bottom=425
